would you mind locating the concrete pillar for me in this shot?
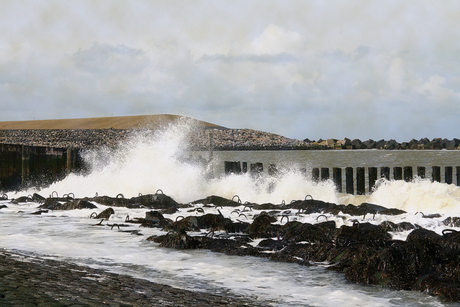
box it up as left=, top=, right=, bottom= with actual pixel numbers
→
left=356, top=167, right=365, bottom=195
left=346, top=167, right=354, bottom=194
left=445, top=166, right=453, bottom=184
left=333, top=167, right=342, bottom=193
left=21, top=145, right=30, bottom=188
left=457, top=166, right=460, bottom=186
left=432, top=166, right=441, bottom=182
left=368, top=167, right=377, bottom=192
left=380, top=167, right=390, bottom=180
left=268, top=164, right=277, bottom=176
left=312, top=168, right=319, bottom=182
left=393, top=167, right=403, bottom=180
left=403, top=166, right=413, bottom=182
left=417, top=166, right=426, bottom=179
left=321, top=167, right=329, bottom=181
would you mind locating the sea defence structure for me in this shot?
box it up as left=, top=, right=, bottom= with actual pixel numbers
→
left=1, top=114, right=459, bottom=191
left=308, top=137, right=460, bottom=150
left=225, top=161, right=460, bottom=194
left=0, top=115, right=308, bottom=191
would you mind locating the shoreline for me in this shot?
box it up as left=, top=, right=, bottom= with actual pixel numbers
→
left=0, top=248, right=263, bottom=306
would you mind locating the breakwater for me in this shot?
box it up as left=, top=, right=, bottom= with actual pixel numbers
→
left=308, top=137, right=460, bottom=150
left=0, top=128, right=309, bottom=150
left=1, top=128, right=460, bottom=150
left=225, top=161, right=460, bottom=194
left=0, top=144, right=83, bottom=190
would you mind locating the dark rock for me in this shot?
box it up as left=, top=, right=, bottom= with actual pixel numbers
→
left=247, top=212, right=280, bottom=238
left=94, top=207, right=115, bottom=219
left=335, top=222, right=391, bottom=248
left=40, top=199, right=97, bottom=210
left=191, top=195, right=242, bottom=207
left=281, top=221, right=336, bottom=243
left=443, top=217, right=460, bottom=227
left=11, top=196, right=32, bottom=204
left=362, top=139, right=376, bottom=149
left=148, top=230, right=202, bottom=249
left=140, top=210, right=172, bottom=228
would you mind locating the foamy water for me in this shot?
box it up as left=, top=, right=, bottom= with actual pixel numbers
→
left=2, top=120, right=460, bottom=306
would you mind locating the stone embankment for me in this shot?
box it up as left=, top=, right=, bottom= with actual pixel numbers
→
left=307, top=137, right=460, bottom=150
left=1, top=128, right=459, bottom=150
left=0, top=128, right=310, bottom=150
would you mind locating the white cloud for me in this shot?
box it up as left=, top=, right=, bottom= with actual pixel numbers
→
left=251, top=24, right=306, bottom=55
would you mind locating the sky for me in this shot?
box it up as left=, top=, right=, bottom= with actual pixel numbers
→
left=1, top=1, right=460, bottom=141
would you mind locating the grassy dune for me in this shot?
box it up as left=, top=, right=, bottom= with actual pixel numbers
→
left=0, top=114, right=224, bottom=130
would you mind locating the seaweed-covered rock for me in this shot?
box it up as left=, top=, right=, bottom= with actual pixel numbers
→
left=91, top=207, right=115, bottom=219
left=40, top=199, right=97, bottom=210
left=281, top=220, right=336, bottom=243
left=247, top=212, right=280, bottom=239
left=191, top=195, right=242, bottom=207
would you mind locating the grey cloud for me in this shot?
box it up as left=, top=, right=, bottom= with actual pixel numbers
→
left=72, top=43, right=147, bottom=75
left=199, top=53, right=299, bottom=64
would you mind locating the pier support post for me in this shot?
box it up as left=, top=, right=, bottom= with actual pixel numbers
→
left=21, top=145, right=30, bottom=188
left=356, top=167, right=365, bottom=195
left=268, top=164, right=277, bottom=176
left=242, top=162, right=247, bottom=173
left=380, top=167, right=390, bottom=180
left=457, top=166, right=460, bottom=186
left=312, top=168, right=319, bottom=182
left=66, top=148, right=73, bottom=174
left=417, top=166, right=426, bottom=179
left=432, top=166, right=441, bottom=182
left=393, top=167, right=402, bottom=180
left=445, top=166, right=453, bottom=184
left=321, top=168, right=329, bottom=181
left=333, top=167, right=342, bottom=192
left=346, top=167, right=354, bottom=194
left=250, top=163, right=263, bottom=176
left=404, top=166, right=413, bottom=182
left=225, top=161, right=242, bottom=174
left=368, top=167, right=377, bottom=192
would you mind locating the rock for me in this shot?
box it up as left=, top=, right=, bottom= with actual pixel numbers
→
left=191, top=195, right=242, bottom=207
left=40, top=199, right=97, bottom=210
left=93, top=207, right=114, bottom=219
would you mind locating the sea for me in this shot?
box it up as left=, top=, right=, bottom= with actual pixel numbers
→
left=1, top=121, right=460, bottom=307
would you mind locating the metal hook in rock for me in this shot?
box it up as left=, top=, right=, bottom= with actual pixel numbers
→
left=232, top=195, right=242, bottom=203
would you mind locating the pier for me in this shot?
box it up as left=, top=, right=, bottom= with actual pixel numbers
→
left=224, top=161, right=460, bottom=194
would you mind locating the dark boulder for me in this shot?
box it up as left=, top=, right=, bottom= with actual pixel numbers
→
left=149, top=230, right=202, bottom=249
left=335, top=223, right=391, bottom=248
left=140, top=211, right=172, bottom=228
left=247, top=212, right=280, bottom=239
left=191, top=195, right=242, bottom=207
left=281, top=221, right=336, bottom=244
left=40, top=199, right=97, bottom=210
left=91, top=207, right=115, bottom=219
left=167, top=213, right=234, bottom=233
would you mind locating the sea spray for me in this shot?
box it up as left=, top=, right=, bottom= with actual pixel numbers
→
left=368, top=177, right=460, bottom=215
left=16, top=119, right=460, bottom=218
left=22, top=119, right=338, bottom=204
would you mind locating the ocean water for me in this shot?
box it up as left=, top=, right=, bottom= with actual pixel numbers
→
left=1, top=119, right=460, bottom=306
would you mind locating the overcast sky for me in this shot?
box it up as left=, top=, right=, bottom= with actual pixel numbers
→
left=1, top=1, right=460, bottom=141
